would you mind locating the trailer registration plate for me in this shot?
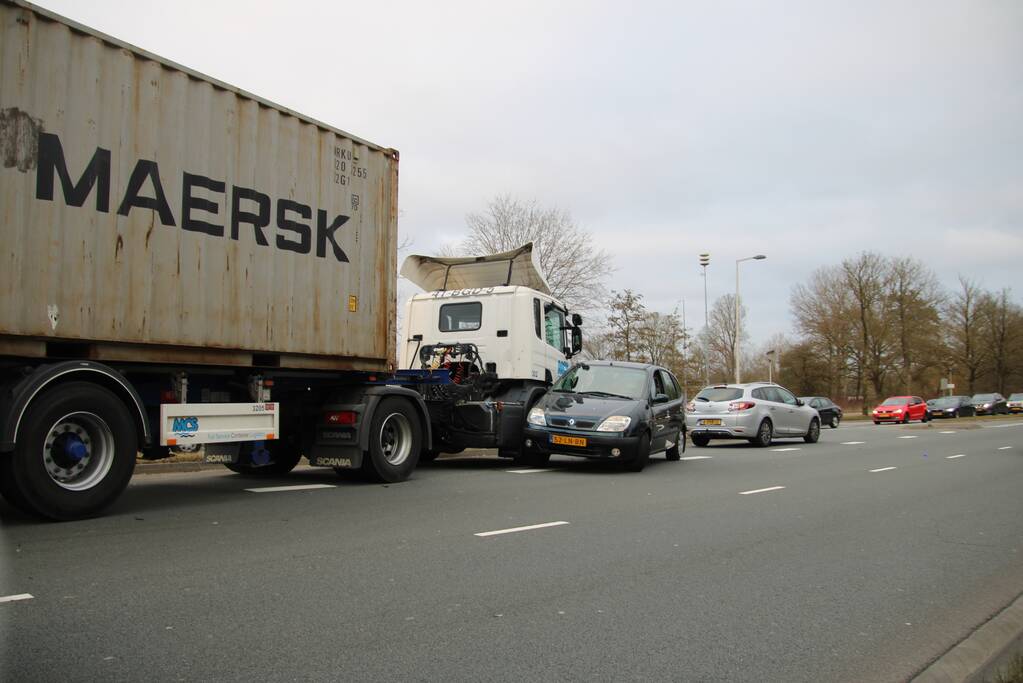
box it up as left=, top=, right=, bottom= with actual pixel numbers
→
left=551, top=434, right=587, bottom=447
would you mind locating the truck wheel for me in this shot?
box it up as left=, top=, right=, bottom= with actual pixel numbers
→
left=624, top=432, right=651, bottom=472
left=224, top=441, right=301, bottom=476
left=361, top=398, right=421, bottom=483
left=0, top=382, right=136, bottom=520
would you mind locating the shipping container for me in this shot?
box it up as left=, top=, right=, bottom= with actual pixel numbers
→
left=0, top=0, right=398, bottom=372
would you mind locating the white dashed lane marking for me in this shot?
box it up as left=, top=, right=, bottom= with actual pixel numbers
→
left=869, top=467, right=897, bottom=473
left=505, top=469, right=554, bottom=474
left=940, top=431, right=956, bottom=434
left=0, top=594, right=33, bottom=604
left=245, top=484, right=337, bottom=494
left=739, top=486, right=786, bottom=495
left=898, top=436, right=918, bottom=440
left=771, top=447, right=801, bottom=452
left=680, top=455, right=713, bottom=461
left=946, top=454, right=966, bottom=459
left=475, top=521, right=569, bottom=537
left=998, top=446, right=1013, bottom=450
left=841, top=441, right=865, bottom=445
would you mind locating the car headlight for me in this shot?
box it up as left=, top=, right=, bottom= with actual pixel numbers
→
left=983, top=403, right=991, bottom=408
left=596, top=416, right=631, bottom=432
left=527, top=406, right=547, bottom=426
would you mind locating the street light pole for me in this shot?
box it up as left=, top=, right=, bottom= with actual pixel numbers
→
left=699, top=253, right=710, bottom=387
left=734, top=254, right=767, bottom=384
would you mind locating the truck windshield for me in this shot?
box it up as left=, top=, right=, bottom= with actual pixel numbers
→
left=553, top=365, right=647, bottom=400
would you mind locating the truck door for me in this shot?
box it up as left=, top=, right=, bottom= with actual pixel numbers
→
left=543, top=303, right=569, bottom=383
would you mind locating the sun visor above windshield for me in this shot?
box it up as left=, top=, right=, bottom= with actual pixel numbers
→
left=399, top=243, right=551, bottom=294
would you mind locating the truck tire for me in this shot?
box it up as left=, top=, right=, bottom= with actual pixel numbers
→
left=361, top=397, right=421, bottom=483
left=224, top=441, right=302, bottom=476
left=0, top=382, right=136, bottom=520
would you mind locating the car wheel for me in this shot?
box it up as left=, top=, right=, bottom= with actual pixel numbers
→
left=691, top=433, right=710, bottom=448
left=829, top=415, right=839, bottom=429
left=873, top=420, right=880, bottom=425
left=804, top=418, right=820, bottom=444
left=902, top=413, right=909, bottom=424
left=624, top=432, right=650, bottom=472
left=665, top=434, right=681, bottom=461
left=753, top=419, right=773, bottom=447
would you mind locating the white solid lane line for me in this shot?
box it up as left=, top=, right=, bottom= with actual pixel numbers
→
left=739, top=486, right=786, bottom=495
left=680, top=455, right=713, bottom=461
left=898, top=436, right=918, bottom=440
left=771, top=447, right=801, bottom=452
left=998, top=446, right=1013, bottom=450
left=869, top=467, right=897, bottom=473
left=841, top=441, right=865, bottom=445
left=505, top=469, right=553, bottom=474
left=946, top=454, right=966, bottom=459
left=940, top=431, right=956, bottom=434
left=475, top=521, right=569, bottom=537
left=0, top=594, right=33, bottom=604
left=245, top=484, right=337, bottom=493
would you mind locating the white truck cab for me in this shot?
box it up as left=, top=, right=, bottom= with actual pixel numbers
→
left=397, top=244, right=583, bottom=460
left=400, top=244, right=580, bottom=384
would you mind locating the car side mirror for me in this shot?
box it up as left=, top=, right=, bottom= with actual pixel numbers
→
left=568, top=327, right=582, bottom=356
left=653, top=393, right=670, bottom=404
left=795, top=398, right=804, bottom=407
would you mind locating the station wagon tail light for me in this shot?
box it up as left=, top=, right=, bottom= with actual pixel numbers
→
left=527, top=406, right=547, bottom=426
left=728, top=401, right=756, bottom=412
left=325, top=410, right=357, bottom=425
left=597, top=416, right=631, bottom=432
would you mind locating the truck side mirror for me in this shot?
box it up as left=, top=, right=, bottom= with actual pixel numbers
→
left=569, top=327, right=582, bottom=357
left=572, top=313, right=583, bottom=326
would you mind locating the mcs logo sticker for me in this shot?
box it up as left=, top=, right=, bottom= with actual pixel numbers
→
left=172, top=417, right=199, bottom=432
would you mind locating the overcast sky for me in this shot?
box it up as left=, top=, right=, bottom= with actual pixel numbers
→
left=34, top=0, right=1023, bottom=344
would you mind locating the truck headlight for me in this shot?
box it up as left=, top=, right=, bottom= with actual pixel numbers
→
left=527, top=406, right=547, bottom=426
left=596, top=416, right=631, bottom=432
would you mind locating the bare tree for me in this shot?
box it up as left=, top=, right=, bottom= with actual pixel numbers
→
left=701, top=294, right=746, bottom=382
left=887, top=257, right=942, bottom=394
left=944, top=276, right=988, bottom=394
left=979, top=289, right=1022, bottom=394
left=606, top=289, right=646, bottom=361
left=461, top=195, right=613, bottom=311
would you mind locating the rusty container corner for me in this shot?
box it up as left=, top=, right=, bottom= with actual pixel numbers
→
left=0, top=0, right=398, bottom=372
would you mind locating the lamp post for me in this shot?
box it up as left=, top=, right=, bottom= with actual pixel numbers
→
left=766, top=349, right=776, bottom=383
left=699, top=253, right=710, bottom=387
left=734, top=254, right=766, bottom=383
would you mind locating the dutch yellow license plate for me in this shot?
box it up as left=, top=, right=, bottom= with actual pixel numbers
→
left=551, top=434, right=587, bottom=447
left=700, top=419, right=723, bottom=426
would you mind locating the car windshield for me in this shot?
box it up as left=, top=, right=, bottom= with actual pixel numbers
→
left=695, top=387, right=743, bottom=402
left=972, top=394, right=996, bottom=401
left=881, top=397, right=910, bottom=405
left=1010, top=393, right=1023, bottom=401
left=552, top=364, right=647, bottom=400
left=929, top=397, right=957, bottom=407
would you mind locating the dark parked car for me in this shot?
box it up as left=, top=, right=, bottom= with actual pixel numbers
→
left=800, top=396, right=843, bottom=428
left=971, top=393, right=1008, bottom=415
left=522, top=360, right=686, bottom=471
left=925, top=395, right=976, bottom=419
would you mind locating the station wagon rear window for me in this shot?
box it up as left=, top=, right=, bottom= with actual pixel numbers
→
left=439, top=302, right=482, bottom=332
left=695, top=387, right=743, bottom=402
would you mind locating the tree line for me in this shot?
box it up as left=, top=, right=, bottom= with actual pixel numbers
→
left=448, top=197, right=1020, bottom=410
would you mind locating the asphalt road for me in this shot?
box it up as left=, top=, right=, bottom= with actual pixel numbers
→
left=2, top=418, right=1022, bottom=682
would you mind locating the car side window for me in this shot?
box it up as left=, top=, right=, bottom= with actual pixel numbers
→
left=658, top=370, right=679, bottom=400
left=752, top=388, right=768, bottom=401
left=811, top=398, right=822, bottom=409
left=775, top=387, right=798, bottom=406
left=652, top=371, right=666, bottom=398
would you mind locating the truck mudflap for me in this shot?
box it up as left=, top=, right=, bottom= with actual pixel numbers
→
left=159, top=402, right=279, bottom=446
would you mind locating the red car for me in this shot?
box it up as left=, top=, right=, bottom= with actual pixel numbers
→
left=872, top=396, right=929, bottom=424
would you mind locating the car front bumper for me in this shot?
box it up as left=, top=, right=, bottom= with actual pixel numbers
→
left=523, top=426, right=641, bottom=460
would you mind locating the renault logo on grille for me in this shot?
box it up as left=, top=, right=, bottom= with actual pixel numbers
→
left=568, top=418, right=576, bottom=426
